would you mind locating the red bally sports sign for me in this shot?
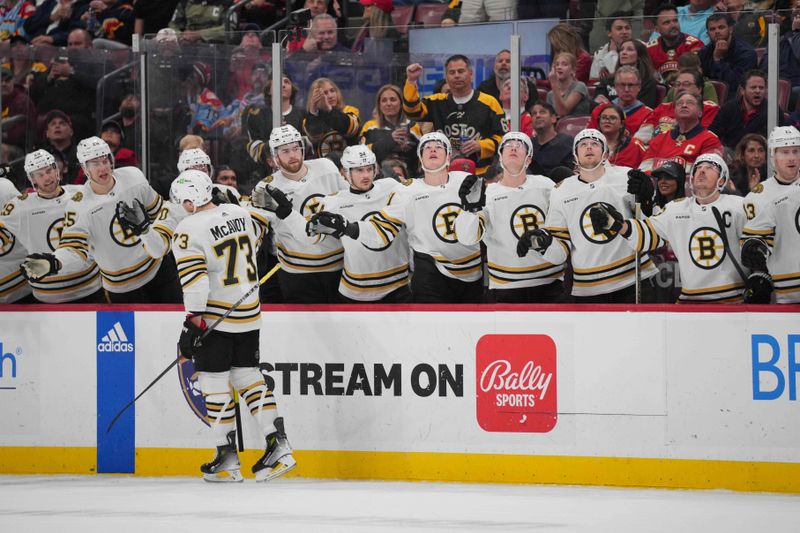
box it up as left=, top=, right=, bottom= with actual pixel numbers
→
left=476, top=334, right=557, bottom=433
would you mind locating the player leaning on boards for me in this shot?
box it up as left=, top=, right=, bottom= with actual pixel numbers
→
left=20, top=137, right=182, bottom=303
left=308, top=132, right=483, bottom=303
left=2, top=150, right=101, bottom=303
left=0, top=172, right=30, bottom=303
left=518, top=128, right=658, bottom=303
left=171, top=170, right=296, bottom=483
left=453, top=132, right=565, bottom=303
left=249, top=125, right=347, bottom=303
left=591, top=154, right=753, bottom=303
left=741, top=126, right=800, bottom=303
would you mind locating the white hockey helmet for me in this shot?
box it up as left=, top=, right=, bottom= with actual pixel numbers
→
left=572, top=128, right=608, bottom=159
left=690, top=153, right=729, bottom=191
left=268, top=125, right=303, bottom=156
left=417, top=131, right=452, bottom=160
left=341, top=145, right=377, bottom=172
left=177, top=148, right=212, bottom=174
left=77, top=136, right=113, bottom=166
left=499, top=131, right=533, bottom=156
left=24, top=149, right=57, bottom=182
left=768, top=126, right=800, bottom=157
left=170, top=169, right=213, bottom=209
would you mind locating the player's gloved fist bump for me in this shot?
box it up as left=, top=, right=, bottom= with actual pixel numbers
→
left=306, top=211, right=359, bottom=239
left=251, top=183, right=293, bottom=219
left=458, top=173, right=486, bottom=212
left=20, top=252, right=60, bottom=281
left=179, top=314, right=207, bottom=356
left=589, top=204, right=624, bottom=237
left=516, top=228, right=552, bottom=257
left=741, top=238, right=769, bottom=272
left=115, top=199, right=151, bottom=235
left=627, top=169, right=655, bottom=201
left=211, top=187, right=240, bottom=206
left=744, top=271, right=773, bottom=304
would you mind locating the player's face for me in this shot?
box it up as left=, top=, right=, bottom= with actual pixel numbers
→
left=608, top=19, right=632, bottom=46
left=743, top=140, right=765, bottom=169
left=773, top=146, right=800, bottom=182
left=576, top=139, right=603, bottom=167
left=656, top=10, right=680, bottom=39
left=348, top=165, right=375, bottom=191
left=30, top=165, right=60, bottom=198
left=500, top=139, right=529, bottom=174
left=656, top=176, right=679, bottom=198
left=275, top=142, right=304, bottom=174
left=85, top=155, right=113, bottom=186
left=691, top=162, right=722, bottom=196
left=618, top=41, right=637, bottom=65
left=378, top=89, right=401, bottom=120
left=420, top=140, right=447, bottom=169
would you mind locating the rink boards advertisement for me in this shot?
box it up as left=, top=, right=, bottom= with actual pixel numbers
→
left=1, top=305, right=799, bottom=492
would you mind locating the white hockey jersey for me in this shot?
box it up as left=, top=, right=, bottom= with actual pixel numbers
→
left=543, top=165, right=657, bottom=296
left=173, top=204, right=261, bottom=333
left=624, top=194, right=746, bottom=302
left=56, top=167, right=164, bottom=293
left=0, top=179, right=30, bottom=303
left=250, top=158, right=346, bottom=274
left=742, top=180, right=800, bottom=303
left=455, top=175, right=564, bottom=289
left=320, top=179, right=410, bottom=301
left=139, top=200, right=188, bottom=259
left=356, top=171, right=482, bottom=282
left=0, top=185, right=100, bottom=302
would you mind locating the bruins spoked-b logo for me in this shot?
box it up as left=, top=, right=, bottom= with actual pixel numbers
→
left=432, top=203, right=462, bottom=244
left=795, top=205, right=800, bottom=235
left=300, top=193, right=325, bottom=218
left=46, top=217, right=66, bottom=251
left=510, top=204, right=545, bottom=239
left=109, top=214, right=141, bottom=247
left=361, top=210, right=391, bottom=251
left=689, top=227, right=726, bottom=269
left=0, top=226, right=15, bottom=257
left=580, top=202, right=617, bottom=244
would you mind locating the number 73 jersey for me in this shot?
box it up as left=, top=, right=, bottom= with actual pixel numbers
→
left=172, top=204, right=261, bottom=333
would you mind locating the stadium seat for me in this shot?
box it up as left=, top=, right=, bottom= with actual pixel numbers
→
left=391, top=5, right=414, bottom=35
left=655, top=84, right=667, bottom=106
left=556, top=115, right=590, bottom=137
left=537, top=88, right=548, bottom=102
left=778, top=79, right=790, bottom=110
left=755, top=47, right=766, bottom=65
left=587, top=86, right=596, bottom=100
left=414, top=4, right=448, bottom=27
left=709, top=80, right=727, bottom=103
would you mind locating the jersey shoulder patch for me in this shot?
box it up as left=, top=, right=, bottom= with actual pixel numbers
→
left=673, top=197, right=686, bottom=203
left=554, top=180, right=564, bottom=189
left=71, top=191, right=83, bottom=202
left=751, top=183, right=764, bottom=194
left=263, top=175, right=273, bottom=184
left=17, top=192, right=28, bottom=201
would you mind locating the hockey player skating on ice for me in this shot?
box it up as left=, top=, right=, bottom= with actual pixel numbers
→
left=519, top=128, right=658, bottom=303
left=741, top=126, right=800, bottom=303
left=171, top=170, right=296, bottom=482
left=453, top=131, right=565, bottom=303
left=590, top=153, right=750, bottom=303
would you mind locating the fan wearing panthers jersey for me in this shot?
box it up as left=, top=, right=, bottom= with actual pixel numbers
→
left=0, top=176, right=29, bottom=303
left=309, top=132, right=484, bottom=303
left=20, top=137, right=182, bottom=303
left=591, top=154, right=749, bottom=303
left=1, top=150, right=101, bottom=303
left=741, top=126, right=800, bottom=303
left=171, top=170, right=296, bottom=484
left=454, top=132, right=564, bottom=303
left=521, top=129, right=658, bottom=303
left=249, top=125, right=347, bottom=303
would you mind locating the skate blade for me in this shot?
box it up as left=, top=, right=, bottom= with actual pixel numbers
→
left=254, top=456, right=297, bottom=482
left=203, top=469, right=244, bottom=483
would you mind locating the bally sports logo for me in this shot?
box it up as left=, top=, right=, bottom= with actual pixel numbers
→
left=476, top=334, right=557, bottom=433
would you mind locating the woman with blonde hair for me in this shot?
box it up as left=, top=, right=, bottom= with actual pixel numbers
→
left=547, top=23, right=592, bottom=83
left=546, top=52, right=590, bottom=117
left=360, top=84, right=419, bottom=172
left=302, top=77, right=361, bottom=157
left=352, top=0, right=402, bottom=52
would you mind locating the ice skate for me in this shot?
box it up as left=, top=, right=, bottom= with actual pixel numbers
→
left=252, top=417, right=297, bottom=482
left=201, top=430, right=243, bottom=483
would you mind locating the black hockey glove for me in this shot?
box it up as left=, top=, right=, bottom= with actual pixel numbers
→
left=589, top=203, right=624, bottom=238
left=116, top=199, right=151, bottom=236
left=516, top=228, right=552, bottom=257
left=741, top=238, right=770, bottom=272
left=458, top=173, right=486, bottom=212
left=627, top=169, right=655, bottom=201
left=307, top=211, right=359, bottom=239
left=251, top=183, right=293, bottom=219
left=211, top=186, right=240, bottom=206
left=743, top=271, right=773, bottom=304
left=0, top=165, right=10, bottom=179
left=178, top=315, right=207, bottom=357
left=20, top=252, right=60, bottom=281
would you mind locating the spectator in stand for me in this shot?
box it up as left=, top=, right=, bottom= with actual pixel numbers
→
left=594, top=39, right=659, bottom=109
left=709, top=70, right=784, bottom=150
left=226, top=47, right=258, bottom=102
left=133, top=0, right=179, bottom=37
left=596, top=103, right=646, bottom=168
left=27, top=0, right=88, bottom=47
left=118, top=93, right=139, bottom=151
left=66, top=27, right=92, bottom=48
left=99, top=119, right=137, bottom=168
left=267, top=74, right=303, bottom=131
left=529, top=102, right=574, bottom=176
left=638, top=69, right=719, bottom=142
left=302, top=77, right=360, bottom=158
left=212, top=164, right=238, bottom=190
left=360, top=84, right=418, bottom=174
left=777, top=8, right=800, bottom=110
left=729, top=133, right=767, bottom=195
left=499, top=78, right=533, bottom=137
left=640, top=91, right=723, bottom=176
left=590, top=66, right=653, bottom=141
left=547, top=23, right=592, bottom=83
left=1, top=66, right=36, bottom=151
left=725, top=0, right=768, bottom=48
left=589, top=11, right=633, bottom=82
left=4, top=35, right=46, bottom=90
left=546, top=52, right=590, bottom=118
left=352, top=0, right=402, bottom=53
left=30, top=52, right=95, bottom=141
left=676, top=0, right=718, bottom=45
left=459, top=0, right=517, bottom=22
left=169, top=0, right=230, bottom=44
left=82, top=0, right=135, bottom=47
left=39, top=109, right=79, bottom=183
left=699, top=12, right=757, bottom=100
left=588, top=2, right=644, bottom=53
left=662, top=52, right=719, bottom=104
left=298, top=13, right=349, bottom=54
left=0, top=0, right=35, bottom=40
left=477, top=49, right=538, bottom=113
left=646, top=3, right=705, bottom=80
left=183, top=61, right=225, bottom=138
left=652, top=160, right=686, bottom=211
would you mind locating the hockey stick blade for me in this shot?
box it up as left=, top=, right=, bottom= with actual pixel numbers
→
left=106, top=264, right=282, bottom=433
left=711, top=206, right=748, bottom=283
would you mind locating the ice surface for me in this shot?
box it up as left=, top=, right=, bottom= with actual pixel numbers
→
left=1, top=475, right=798, bottom=532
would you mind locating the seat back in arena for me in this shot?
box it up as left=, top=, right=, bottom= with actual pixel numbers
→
left=414, top=4, right=448, bottom=27
left=392, top=5, right=414, bottom=35
left=556, top=115, right=591, bottom=137
left=709, top=80, right=727, bottom=103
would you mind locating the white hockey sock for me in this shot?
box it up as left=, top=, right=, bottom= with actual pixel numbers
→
left=198, top=371, right=236, bottom=446
left=230, top=366, right=278, bottom=436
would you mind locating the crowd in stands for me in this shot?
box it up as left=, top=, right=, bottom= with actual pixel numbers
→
left=1, top=0, right=799, bottom=305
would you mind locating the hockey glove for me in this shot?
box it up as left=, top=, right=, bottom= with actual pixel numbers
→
left=20, top=252, right=60, bottom=281
left=458, top=173, right=486, bottom=212
left=116, top=199, right=151, bottom=236
left=251, top=183, right=293, bottom=219
left=178, top=314, right=207, bottom=356
left=211, top=186, right=240, bottom=206
left=741, top=238, right=770, bottom=272
left=743, top=271, right=773, bottom=304
left=627, top=169, right=655, bottom=201
left=0, top=165, right=10, bottom=179
left=589, top=203, right=624, bottom=238
left=516, top=228, right=552, bottom=257
left=306, top=211, right=359, bottom=239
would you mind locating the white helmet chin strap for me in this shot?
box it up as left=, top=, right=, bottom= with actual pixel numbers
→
left=421, top=157, right=449, bottom=174
left=577, top=157, right=606, bottom=173
left=500, top=155, right=531, bottom=177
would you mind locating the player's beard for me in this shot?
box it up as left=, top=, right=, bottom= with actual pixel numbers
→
left=279, top=157, right=303, bottom=175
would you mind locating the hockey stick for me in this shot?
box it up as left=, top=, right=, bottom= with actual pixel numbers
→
left=710, top=206, right=748, bottom=283
left=232, top=388, right=244, bottom=452
left=106, top=263, right=282, bottom=433
left=634, top=202, right=642, bottom=304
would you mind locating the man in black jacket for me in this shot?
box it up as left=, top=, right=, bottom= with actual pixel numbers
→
left=476, top=49, right=538, bottom=112
left=699, top=12, right=757, bottom=101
